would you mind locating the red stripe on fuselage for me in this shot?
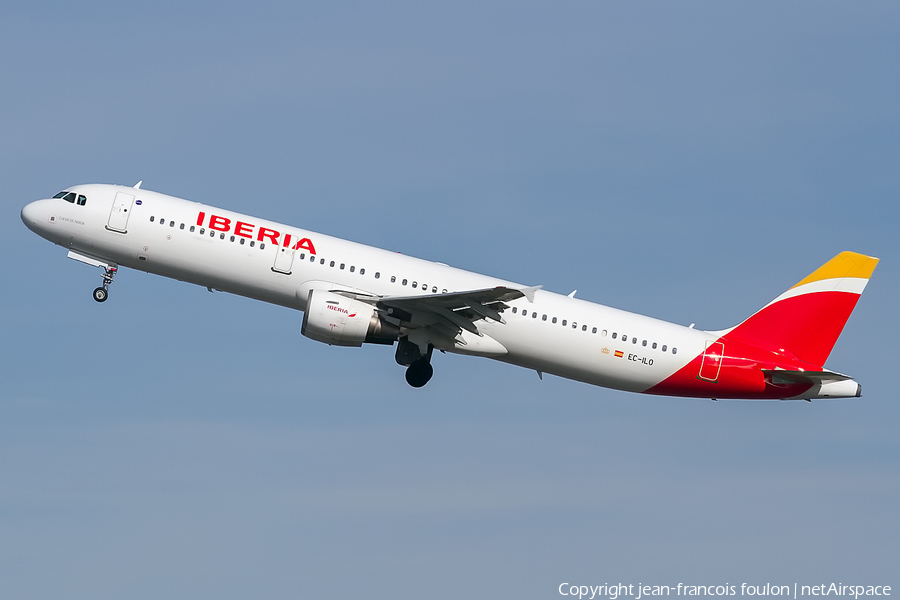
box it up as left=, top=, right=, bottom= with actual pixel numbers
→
left=646, top=290, right=861, bottom=399
left=646, top=337, right=816, bottom=399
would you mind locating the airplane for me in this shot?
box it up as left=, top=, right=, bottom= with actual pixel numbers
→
left=21, top=182, right=879, bottom=399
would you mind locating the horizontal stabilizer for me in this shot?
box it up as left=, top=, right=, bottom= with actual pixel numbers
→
left=761, top=369, right=852, bottom=386
left=762, top=369, right=862, bottom=399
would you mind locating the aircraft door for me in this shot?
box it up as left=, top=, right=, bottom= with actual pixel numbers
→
left=272, top=246, right=295, bottom=274
left=106, top=191, right=135, bottom=233
left=698, top=341, right=724, bottom=382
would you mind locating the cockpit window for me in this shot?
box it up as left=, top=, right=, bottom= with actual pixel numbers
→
left=53, top=191, right=78, bottom=203
left=77, top=195, right=87, bottom=206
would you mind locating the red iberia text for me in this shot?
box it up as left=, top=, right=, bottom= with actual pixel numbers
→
left=197, top=212, right=317, bottom=254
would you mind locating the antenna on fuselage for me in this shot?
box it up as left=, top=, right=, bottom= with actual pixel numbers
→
left=133, top=181, right=142, bottom=189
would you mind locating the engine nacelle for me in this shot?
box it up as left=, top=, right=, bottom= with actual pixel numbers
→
left=301, top=289, right=399, bottom=347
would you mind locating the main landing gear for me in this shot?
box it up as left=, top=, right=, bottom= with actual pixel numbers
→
left=406, top=357, right=434, bottom=388
left=396, top=337, right=434, bottom=388
left=92, top=265, right=117, bottom=303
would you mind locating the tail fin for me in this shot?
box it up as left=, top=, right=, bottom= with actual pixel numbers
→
left=724, top=251, right=879, bottom=366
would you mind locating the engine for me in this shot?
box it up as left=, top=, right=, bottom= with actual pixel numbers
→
left=301, top=289, right=399, bottom=347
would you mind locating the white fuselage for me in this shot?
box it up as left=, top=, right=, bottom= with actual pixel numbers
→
left=21, top=183, right=715, bottom=393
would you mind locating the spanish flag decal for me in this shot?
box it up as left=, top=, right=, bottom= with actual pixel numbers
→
left=614, top=350, right=624, bottom=358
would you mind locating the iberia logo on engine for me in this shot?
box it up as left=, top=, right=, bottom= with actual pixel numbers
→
left=327, top=305, right=356, bottom=317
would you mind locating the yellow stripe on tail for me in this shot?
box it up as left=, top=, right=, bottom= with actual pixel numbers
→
left=791, top=251, right=879, bottom=289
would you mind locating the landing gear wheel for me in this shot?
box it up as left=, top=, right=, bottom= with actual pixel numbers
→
left=92, top=264, right=117, bottom=304
left=405, top=360, right=434, bottom=388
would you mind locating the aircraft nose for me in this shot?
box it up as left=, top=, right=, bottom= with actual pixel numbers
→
left=21, top=200, right=47, bottom=234
left=21, top=201, right=37, bottom=225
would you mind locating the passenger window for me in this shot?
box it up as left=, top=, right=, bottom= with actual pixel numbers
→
left=171, top=222, right=176, bottom=228
left=374, top=272, right=380, bottom=279
left=240, top=238, right=245, bottom=245
left=220, top=233, right=225, bottom=239
left=572, top=322, right=577, bottom=329
left=230, top=235, right=235, bottom=242
left=642, top=340, right=647, bottom=347
left=622, top=333, right=626, bottom=341
left=180, top=223, right=185, bottom=230
left=412, top=282, right=417, bottom=288
left=552, top=317, right=557, bottom=323
left=672, top=348, right=677, bottom=354
left=602, top=330, right=607, bottom=337
left=542, top=314, right=547, bottom=321
left=612, top=332, right=617, bottom=339
left=582, top=325, right=587, bottom=331
left=210, top=231, right=214, bottom=237
left=402, top=279, right=407, bottom=286
left=310, top=255, right=315, bottom=262
left=652, top=342, right=657, bottom=349
left=391, top=276, right=396, bottom=283
left=150, top=216, right=155, bottom=222
left=299, top=254, right=305, bottom=260
left=190, top=226, right=195, bottom=232
left=432, top=286, right=437, bottom=293
left=533, top=312, right=537, bottom=319
left=421, top=283, right=426, bottom=291
left=562, top=320, right=567, bottom=326
left=77, top=195, right=87, bottom=206
left=330, top=261, right=335, bottom=267
left=260, top=243, right=265, bottom=249
left=320, top=259, right=324, bottom=264
left=349, top=266, right=354, bottom=272
left=250, top=241, right=255, bottom=247
left=360, top=268, right=365, bottom=275
left=512, top=307, right=517, bottom=314
left=200, top=228, right=205, bottom=234
left=442, top=289, right=447, bottom=293
left=592, top=327, right=597, bottom=334
left=340, top=263, right=345, bottom=270
left=632, top=337, right=637, bottom=344
left=662, top=345, right=667, bottom=352
left=160, top=219, right=166, bottom=225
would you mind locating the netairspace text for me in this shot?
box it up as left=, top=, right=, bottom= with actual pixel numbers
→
left=558, top=584, right=892, bottom=600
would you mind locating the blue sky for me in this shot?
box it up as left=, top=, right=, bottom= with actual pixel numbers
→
left=1, top=2, right=897, bottom=598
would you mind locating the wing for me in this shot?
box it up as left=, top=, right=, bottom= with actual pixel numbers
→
left=332, top=285, right=542, bottom=339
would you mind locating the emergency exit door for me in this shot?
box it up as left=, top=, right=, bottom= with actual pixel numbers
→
left=106, top=192, right=135, bottom=233
left=698, top=341, right=725, bottom=382
left=272, top=246, right=295, bottom=274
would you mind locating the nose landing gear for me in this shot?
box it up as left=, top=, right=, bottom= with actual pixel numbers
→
left=92, top=265, right=117, bottom=303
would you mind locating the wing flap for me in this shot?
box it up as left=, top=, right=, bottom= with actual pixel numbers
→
left=421, top=302, right=482, bottom=335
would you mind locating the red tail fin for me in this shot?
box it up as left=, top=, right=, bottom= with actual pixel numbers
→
left=724, top=252, right=878, bottom=366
